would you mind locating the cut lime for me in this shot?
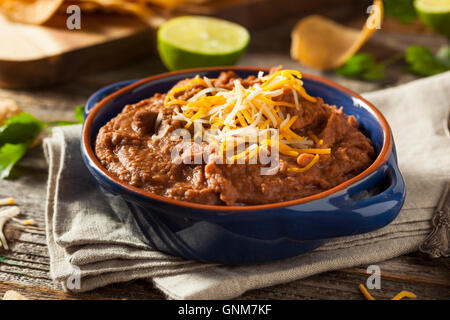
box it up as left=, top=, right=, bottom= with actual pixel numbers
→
left=414, top=0, right=450, bottom=36
left=157, top=16, right=250, bottom=71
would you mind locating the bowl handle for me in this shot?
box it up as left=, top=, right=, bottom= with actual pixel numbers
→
left=83, top=80, right=139, bottom=120
left=343, top=154, right=406, bottom=234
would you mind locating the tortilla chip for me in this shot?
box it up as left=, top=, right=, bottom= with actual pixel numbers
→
left=58, top=1, right=98, bottom=12
left=291, top=15, right=362, bottom=70
left=145, top=0, right=211, bottom=8
left=75, top=0, right=151, bottom=18
left=0, top=0, right=215, bottom=26
left=0, top=0, right=64, bottom=24
left=291, top=0, right=383, bottom=70
left=0, top=99, right=21, bottom=125
left=2, top=290, right=28, bottom=300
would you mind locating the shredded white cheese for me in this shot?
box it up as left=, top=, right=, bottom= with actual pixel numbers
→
left=162, top=69, right=330, bottom=171
left=0, top=197, right=14, bottom=206
left=0, top=206, right=20, bottom=250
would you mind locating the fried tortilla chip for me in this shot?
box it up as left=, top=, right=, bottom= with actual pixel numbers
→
left=291, top=0, right=383, bottom=70
left=145, top=0, right=213, bottom=8
left=76, top=0, right=150, bottom=18
left=0, top=0, right=216, bottom=25
left=0, top=0, right=64, bottom=24
left=2, top=290, right=28, bottom=300
left=0, top=99, right=21, bottom=124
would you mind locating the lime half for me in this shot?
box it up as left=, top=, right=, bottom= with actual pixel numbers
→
left=414, top=0, right=450, bottom=36
left=157, top=16, right=250, bottom=71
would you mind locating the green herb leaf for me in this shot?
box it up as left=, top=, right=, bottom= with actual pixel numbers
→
left=384, top=0, right=417, bottom=24
left=0, top=107, right=84, bottom=179
left=0, top=113, right=46, bottom=146
left=75, top=106, right=84, bottom=124
left=0, top=112, right=47, bottom=179
left=405, top=45, right=450, bottom=76
left=46, top=120, right=78, bottom=126
left=361, top=64, right=386, bottom=81
left=335, top=54, right=386, bottom=81
left=336, top=54, right=374, bottom=76
left=436, top=45, right=450, bottom=68
left=45, top=106, right=85, bottom=127
left=0, top=143, right=28, bottom=179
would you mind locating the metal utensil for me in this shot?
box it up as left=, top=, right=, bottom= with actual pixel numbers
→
left=419, top=180, right=450, bottom=258
left=419, top=111, right=450, bottom=258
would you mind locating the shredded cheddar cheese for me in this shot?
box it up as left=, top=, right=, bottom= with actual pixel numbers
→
left=358, top=284, right=417, bottom=300
left=308, top=130, right=323, bottom=145
left=288, top=154, right=319, bottom=172
left=359, top=284, right=375, bottom=300
left=166, top=69, right=329, bottom=172
left=391, top=291, right=417, bottom=300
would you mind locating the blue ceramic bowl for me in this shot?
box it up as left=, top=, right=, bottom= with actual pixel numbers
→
left=81, top=67, right=405, bottom=264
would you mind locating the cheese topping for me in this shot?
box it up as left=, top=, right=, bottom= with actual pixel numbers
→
left=166, top=69, right=331, bottom=172
left=359, top=284, right=417, bottom=300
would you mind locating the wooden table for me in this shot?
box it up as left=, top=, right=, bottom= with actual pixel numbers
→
left=0, top=14, right=449, bottom=300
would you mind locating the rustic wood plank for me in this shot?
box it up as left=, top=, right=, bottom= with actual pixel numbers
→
left=2, top=263, right=448, bottom=300
left=260, top=270, right=450, bottom=300
left=0, top=13, right=156, bottom=89
left=347, top=257, right=450, bottom=287
left=0, top=281, right=75, bottom=300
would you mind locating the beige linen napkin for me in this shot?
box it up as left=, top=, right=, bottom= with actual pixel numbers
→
left=44, top=71, right=450, bottom=299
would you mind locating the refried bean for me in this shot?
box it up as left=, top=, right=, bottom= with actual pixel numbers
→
left=95, top=70, right=375, bottom=206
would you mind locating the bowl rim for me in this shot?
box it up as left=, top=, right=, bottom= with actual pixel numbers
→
left=82, top=66, right=392, bottom=211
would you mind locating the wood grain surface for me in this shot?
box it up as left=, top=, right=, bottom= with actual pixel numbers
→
left=0, top=13, right=155, bottom=89
left=0, top=10, right=449, bottom=300
left=0, top=0, right=354, bottom=89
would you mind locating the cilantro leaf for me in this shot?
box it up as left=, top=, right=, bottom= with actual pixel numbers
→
left=437, top=45, right=450, bottom=68
left=405, top=45, right=450, bottom=76
left=384, top=0, right=417, bottom=24
left=335, top=54, right=386, bottom=81
left=0, top=143, right=28, bottom=179
left=361, top=63, right=386, bottom=81
left=0, top=107, right=84, bottom=179
left=0, top=113, right=46, bottom=146
left=47, top=120, right=79, bottom=126
left=75, top=106, right=84, bottom=124
left=336, top=54, right=374, bottom=76
left=46, top=106, right=85, bottom=127
left=0, top=113, right=47, bottom=179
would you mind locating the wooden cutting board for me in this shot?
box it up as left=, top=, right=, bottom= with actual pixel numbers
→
left=0, top=12, right=155, bottom=89
left=0, top=0, right=351, bottom=89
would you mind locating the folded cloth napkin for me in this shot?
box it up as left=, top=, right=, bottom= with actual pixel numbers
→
left=44, top=71, right=450, bottom=299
